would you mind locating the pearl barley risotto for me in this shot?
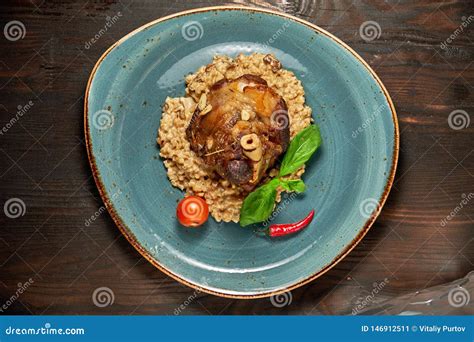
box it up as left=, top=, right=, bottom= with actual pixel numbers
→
left=157, top=53, right=312, bottom=222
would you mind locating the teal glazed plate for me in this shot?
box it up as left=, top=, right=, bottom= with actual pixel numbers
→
left=85, top=6, right=399, bottom=298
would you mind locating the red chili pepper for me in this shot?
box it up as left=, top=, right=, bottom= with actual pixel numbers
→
left=267, top=209, right=315, bottom=237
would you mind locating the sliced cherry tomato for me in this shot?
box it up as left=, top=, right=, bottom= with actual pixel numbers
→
left=176, top=196, right=209, bottom=227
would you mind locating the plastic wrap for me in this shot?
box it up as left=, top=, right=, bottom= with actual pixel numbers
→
left=348, top=271, right=473, bottom=315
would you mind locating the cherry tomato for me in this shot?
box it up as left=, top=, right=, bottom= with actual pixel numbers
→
left=176, top=196, right=209, bottom=227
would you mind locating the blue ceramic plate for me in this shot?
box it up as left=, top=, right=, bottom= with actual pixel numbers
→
left=85, top=6, right=398, bottom=298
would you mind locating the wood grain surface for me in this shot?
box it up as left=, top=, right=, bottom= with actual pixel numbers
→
left=0, top=0, right=473, bottom=315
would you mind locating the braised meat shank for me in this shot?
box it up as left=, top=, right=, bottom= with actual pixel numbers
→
left=186, top=74, right=290, bottom=191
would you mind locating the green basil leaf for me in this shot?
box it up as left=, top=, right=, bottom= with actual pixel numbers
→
left=279, top=125, right=322, bottom=177
left=280, top=179, right=306, bottom=193
left=239, top=178, right=280, bottom=227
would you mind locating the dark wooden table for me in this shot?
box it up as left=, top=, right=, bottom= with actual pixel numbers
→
left=1, top=0, right=473, bottom=315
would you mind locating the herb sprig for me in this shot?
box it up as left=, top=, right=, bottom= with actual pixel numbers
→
left=239, top=125, right=322, bottom=227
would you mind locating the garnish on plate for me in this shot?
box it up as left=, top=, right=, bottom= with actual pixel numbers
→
left=158, top=53, right=314, bottom=223
left=260, top=209, right=315, bottom=237
left=177, top=196, right=209, bottom=227
left=239, top=124, right=322, bottom=227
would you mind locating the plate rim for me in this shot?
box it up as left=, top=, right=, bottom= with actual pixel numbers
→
left=84, top=5, right=400, bottom=299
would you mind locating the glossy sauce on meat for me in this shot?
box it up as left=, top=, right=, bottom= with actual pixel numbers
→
left=186, top=74, right=290, bottom=191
